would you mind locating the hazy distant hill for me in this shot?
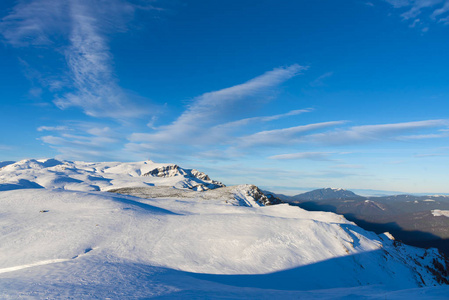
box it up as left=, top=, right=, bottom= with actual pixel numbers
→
left=290, top=188, right=364, bottom=201
left=281, top=188, right=449, bottom=255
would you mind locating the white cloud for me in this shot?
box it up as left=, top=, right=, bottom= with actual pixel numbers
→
left=268, top=152, right=335, bottom=161
left=38, top=122, right=130, bottom=161
left=125, top=65, right=314, bottom=161
left=303, top=119, right=449, bottom=145
left=0, top=0, right=68, bottom=47
left=212, top=108, right=313, bottom=131
left=238, top=121, right=347, bottom=147
left=439, top=15, right=449, bottom=23
left=41, top=132, right=118, bottom=150
left=37, top=126, right=69, bottom=132
left=414, top=153, right=447, bottom=157
left=164, top=64, right=305, bottom=132
left=0, top=145, right=13, bottom=151
left=382, top=0, right=449, bottom=25
left=383, top=0, right=412, bottom=8
left=1, top=0, right=156, bottom=119
left=53, top=0, right=143, bottom=118
left=397, top=132, right=449, bottom=140
left=332, top=164, right=364, bottom=169
left=129, top=65, right=307, bottom=147
left=431, top=0, right=449, bottom=17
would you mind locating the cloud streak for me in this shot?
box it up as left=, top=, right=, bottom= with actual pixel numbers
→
left=310, top=72, right=333, bottom=87
left=215, top=109, right=313, bottom=128
left=37, top=126, right=69, bottom=132
left=383, top=0, right=449, bottom=25
left=126, top=60, right=449, bottom=163
left=238, top=121, right=347, bottom=148
left=129, top=65, right=307, bottom=147
left=0, top=0, right=68, bottom=47
left=1, top=0, right=154, bottom=118
left=39, top=123, right=127, bottom=161
left=268, top=152, right=335, bottom=161
left=303, top=119, right=449, bottom=145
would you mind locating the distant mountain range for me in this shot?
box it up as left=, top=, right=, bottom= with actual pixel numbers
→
left=275, top=188, right=449, bottom=255
left=288, top=187, right=364, bottom=201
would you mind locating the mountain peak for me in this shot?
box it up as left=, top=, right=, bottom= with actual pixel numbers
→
left=292, top=187, right=363, bottom=201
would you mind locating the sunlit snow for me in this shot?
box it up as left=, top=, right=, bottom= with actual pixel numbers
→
left=0, top=159, right=448, bottom=299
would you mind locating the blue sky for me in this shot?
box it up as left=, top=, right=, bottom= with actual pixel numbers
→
left=1, top=0, right=449, bottom=194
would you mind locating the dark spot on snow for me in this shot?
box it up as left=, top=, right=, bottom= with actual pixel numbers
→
left=72, top=248, right=93, bottom=259
left=39, top=210, right=49, bottom=213
left=87, top=175, right=112, bottom=182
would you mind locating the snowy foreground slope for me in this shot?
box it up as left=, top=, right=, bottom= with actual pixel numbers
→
left=1, top=159, right=449, bottom=299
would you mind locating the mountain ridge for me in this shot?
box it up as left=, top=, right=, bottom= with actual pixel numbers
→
left=278, top=187, right=449, bottom=256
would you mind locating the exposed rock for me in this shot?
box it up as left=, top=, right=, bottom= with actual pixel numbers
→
left=143, top=164, right=225, bottom=190
left=190, top=169, right=210, bottom=181
left=143, top=164, right=182, bottom=177
left=240, top=185, right=283, bottom=206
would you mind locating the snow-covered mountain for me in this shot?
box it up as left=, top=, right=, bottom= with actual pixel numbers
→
left=0, top=158, right=224, bottom=192
left=1, top=159, right=449, bottom=299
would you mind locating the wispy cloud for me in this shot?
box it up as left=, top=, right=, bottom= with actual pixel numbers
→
left=303, top=119, right=449, bottom=145
left=0, top=145, right=13, bottom=151
left=237, top=121, right=347, bottom=148
left=1, top=0, right=157, bottom=118
left=310, top=72, right=333, bottom=87
left=0, top=0, right=68, bottom=47
left=53, top=0, right=146, bottom=118
left=432, top=0, right=449, bottom=17
left=414, top=153, right=448, bottom=157
left=41, top=126, right=119, bottom=149
left=38, top=122, right=130, bottom=161
left=129, top=65, right=307, bottom=150
left=397, top=131, right=449, bottom=140
left=332, top=164, right=364, bottom=169
left=383, top=0, right=449, bottom=26
left=37, top=62, right=308, bottom=162
left=268, top=152, right=335, bottom=161
left=160, top=64, right=305, bottom=134
left=37, top=126, right=69, bottom=132
left=212, top=108, right=313, bottom=131
left=126, top=60, right=449, bottom=162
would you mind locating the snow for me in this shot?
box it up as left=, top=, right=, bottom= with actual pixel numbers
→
left=431, top=210, right=449, bottom=217
left=0, top=159, right=448, bottom=299
left=0, top=158, right=222, bottom=192
left=327, top=187, right=345, bottom=191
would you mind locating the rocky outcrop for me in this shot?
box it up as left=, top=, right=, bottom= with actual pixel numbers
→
left=241, top=185, right=283, bottom=206
left=143, top=165, right=183, bottom=178
left=143, top=164, right=225, bottom=190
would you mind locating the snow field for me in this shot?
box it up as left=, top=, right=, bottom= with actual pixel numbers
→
left=1, top=159, right=449, bottom=298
